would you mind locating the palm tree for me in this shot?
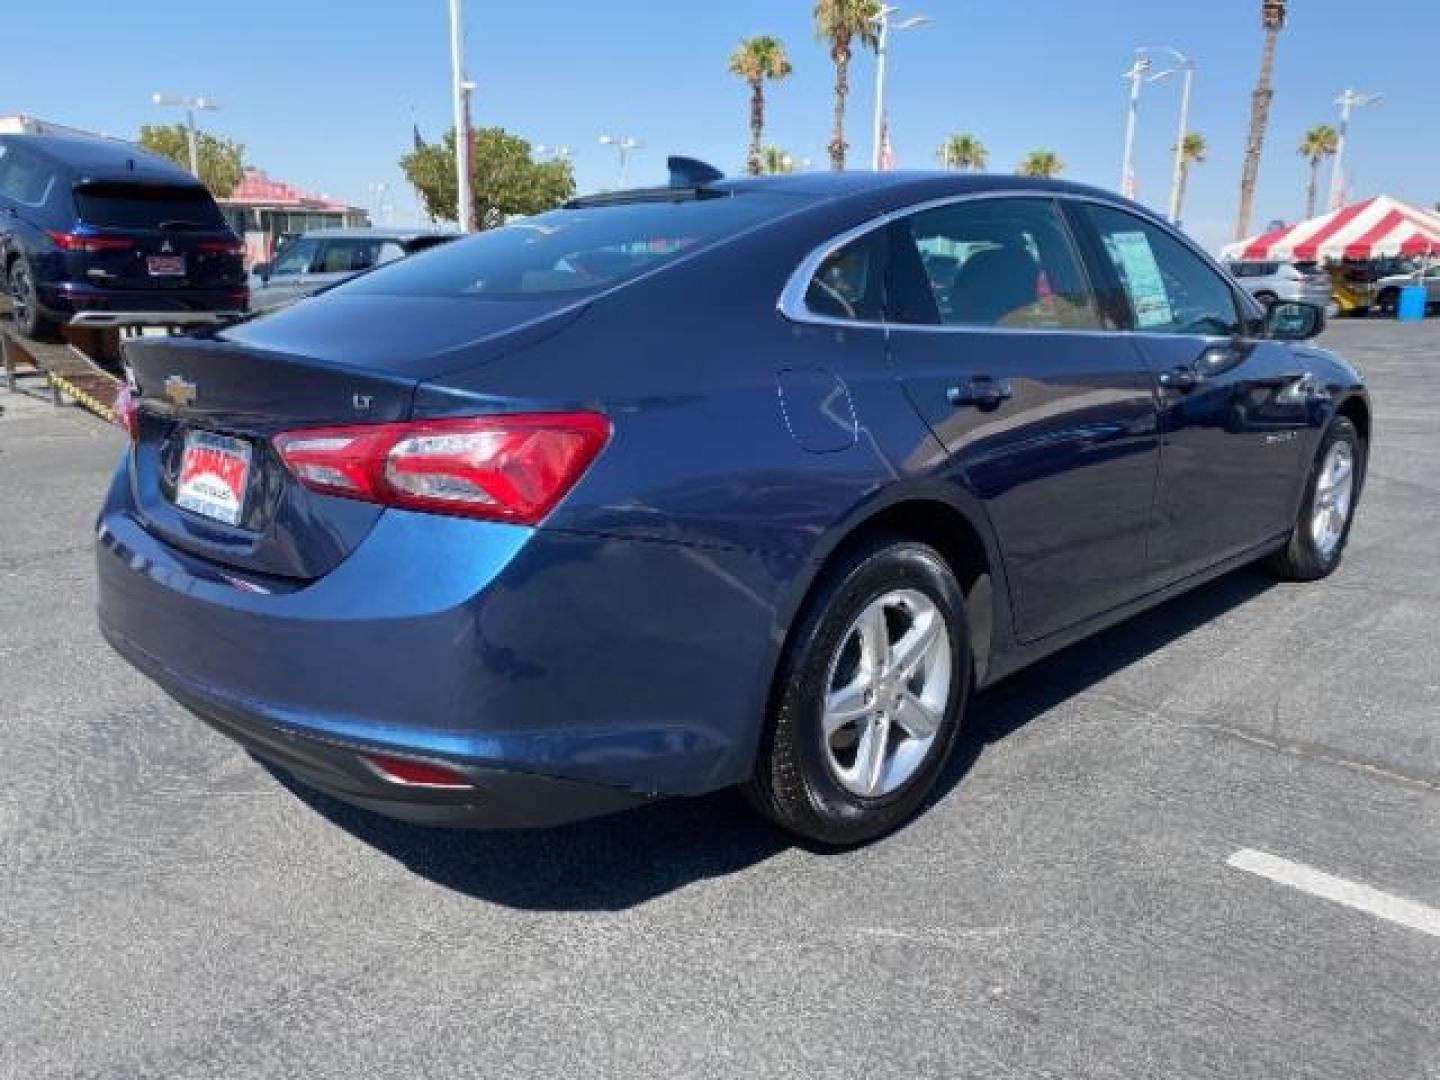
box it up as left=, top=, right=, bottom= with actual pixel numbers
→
left=1236, top=0, right=1288, bottom=239
left=1298, top=124, right=1340, bottom=219
left=936, top=133, right=988, bottom=173
left=729, top=36, right=794, bottom=178
left=813, top=0, right=881, bottom=171
left=1173, top=133, right=1207, bottom=225
left=760, top=145, right=796, bottom=175
left=1016, top=150, right=1064, bottom=178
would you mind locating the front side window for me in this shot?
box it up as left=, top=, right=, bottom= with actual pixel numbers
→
left=887, top=198, right=1101, bottom=330
left=1083, top=204, right=1241, bottom=338
left=316, top=240, right=381, bottom=274
left=271, top=239, right=319, bottom=276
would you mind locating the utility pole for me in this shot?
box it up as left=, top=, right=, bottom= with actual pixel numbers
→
left=449, top=0, right=475, bottom=232
left=1328, top=88, right=1382, bottom=211
left=871, top=6, right=930, bottom=172
left=1140, top=46, right=1197, bottom=224
left=151, top=93, right=220, bottom=179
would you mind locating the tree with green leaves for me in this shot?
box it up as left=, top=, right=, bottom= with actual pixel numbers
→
left=1298, top=124, right=1339, bottom=219
left=1236, top=0, right=1288, bottom=239
left=761, top=146, right=797, bottom=175
left=730, top=36, right=793, bottom=177
left=1173, top=132, right=1207, bottom=225
left=401, top=127, right=575, bottom=229
left=813, top=0, right=881, bottom=171
left=1016, top=150, right=1065, bottom=178
left=936, top=133, right=988, bottom=172
left=138, top=123, right=245, bottom=197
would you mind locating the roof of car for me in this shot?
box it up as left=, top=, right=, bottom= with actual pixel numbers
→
left=0, top=132, right=201, bottom=186
left=292, top=227, right=460, bottom=243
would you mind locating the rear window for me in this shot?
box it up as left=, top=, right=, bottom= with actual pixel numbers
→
left=74, top=183, right=226, bottom=230
left=338, top=194, right=798, bottom=300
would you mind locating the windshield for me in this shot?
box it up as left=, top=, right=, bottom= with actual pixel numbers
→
left=75, top=183, right=227, bottom=231
left=336, top=193, right=800, bottom=301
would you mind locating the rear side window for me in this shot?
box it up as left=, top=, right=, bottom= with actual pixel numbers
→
left=803, top=229, right=886, bottom=322
left=0, top=150, right=54, bottom=207
left=1082, top=204, right=1241, bottom=337
left=339, top=194, right=798, bottom=300
left=888, top=197, right=1100, bottom=330
left=74, top=183, right=226, bottom=230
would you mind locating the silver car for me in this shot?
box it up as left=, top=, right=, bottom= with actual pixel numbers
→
left=1226, top=260, right=1333, bottom=309
left=250, top=228, right=457, bottom=311
left=1374, top=264, right=1440, bottom=316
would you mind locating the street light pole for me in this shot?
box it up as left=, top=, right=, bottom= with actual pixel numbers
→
left=1141, top=46, right=1196, bottom=224
left=1119, top=55, right=1171, bottom=201
left=151, top=93, right=220, bottom=179
left=449, top=0, right=475, bottom=232
left=871, top=6, right=930, bottom=172
left=1328, top=88, right=1382, bottom=211
left=599, top=135, right=644, bottom=188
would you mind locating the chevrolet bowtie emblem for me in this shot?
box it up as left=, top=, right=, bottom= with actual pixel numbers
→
left=164, top=375, right=197, bottom=408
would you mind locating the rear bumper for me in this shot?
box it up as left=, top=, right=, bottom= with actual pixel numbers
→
left=95, top=454, right=794, bottom=825
left=37, top=282, right=247, bottom=327
left=103, top=623, right=650, bottom=828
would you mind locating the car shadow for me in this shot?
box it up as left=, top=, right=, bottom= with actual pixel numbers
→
left=272, top=567, right=1275, bottom=912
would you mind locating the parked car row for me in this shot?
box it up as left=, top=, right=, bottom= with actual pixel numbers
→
left=0, top=131, right=454, bottom=340
left=1225, top=255, right=1440, bottom=318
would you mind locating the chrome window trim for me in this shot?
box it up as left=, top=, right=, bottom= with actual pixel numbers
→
left=776, top=187, right=1250, bottom=341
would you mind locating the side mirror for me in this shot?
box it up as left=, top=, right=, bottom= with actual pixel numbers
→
left=1264, top=301, right=1325, bottom=342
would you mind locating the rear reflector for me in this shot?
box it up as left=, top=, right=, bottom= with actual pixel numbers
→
left=362, top=753, right=474, bottom=789
left=273, top=412, right=610, bottom=524
left=197, top=239, right=246, bottom=255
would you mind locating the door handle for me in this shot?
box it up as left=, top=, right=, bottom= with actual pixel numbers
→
left=1158, top=366, right=1199, bottom=393
left=947, top=376, right=1014, bottom=410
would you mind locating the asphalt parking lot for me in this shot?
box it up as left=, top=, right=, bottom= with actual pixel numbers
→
left=2, top=319, right=1437, bottom=1079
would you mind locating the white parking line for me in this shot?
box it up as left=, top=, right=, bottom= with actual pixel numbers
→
left=1227, top=848, right=1440, bottom=940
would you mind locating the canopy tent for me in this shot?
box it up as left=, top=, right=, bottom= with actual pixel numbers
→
left=1223, top=195, right=1440, bottom=263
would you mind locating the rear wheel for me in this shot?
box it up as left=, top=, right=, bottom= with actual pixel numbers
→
left=1266, top=416, right=1363, bottom=581
left=7, top=257, right=60, bottom=341
left=745, top=537, right=971, bottom=846
left=1377, top=288, right=1400, bottom=317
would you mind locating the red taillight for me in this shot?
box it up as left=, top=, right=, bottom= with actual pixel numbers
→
left=197, top=239, right=246, bottom=255
left=47, top=229, right=135, bottom=253
left=362, top=753, right=473, bottom=789
left=273, top=413, right=611, bottom=524
left=113, top=385, right=139, bottom=440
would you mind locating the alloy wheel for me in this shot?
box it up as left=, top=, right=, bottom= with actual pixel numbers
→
left=821, top=589, right=952, bottom=798
left=1311, top=439, right=1356, bottom=560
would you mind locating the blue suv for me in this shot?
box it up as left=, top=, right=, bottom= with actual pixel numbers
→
left=0, top=133, right=246, bottom=339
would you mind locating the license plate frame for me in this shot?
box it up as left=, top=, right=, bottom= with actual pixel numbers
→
left=146, top=254, right=186, bottom=277
left=175, top=430, right=252, bottom=527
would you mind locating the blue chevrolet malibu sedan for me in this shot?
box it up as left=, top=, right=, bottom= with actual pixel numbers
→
left=97, top=161, right=1369, bottom=845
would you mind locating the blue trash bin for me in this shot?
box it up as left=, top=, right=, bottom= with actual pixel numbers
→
left=1397, top=285, right=1428, bottom=321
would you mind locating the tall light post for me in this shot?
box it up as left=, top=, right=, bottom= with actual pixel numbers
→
left=1119, top=55, right=1172, bottom=200
left=599, top=135, right=644, bottom=188
left=150, top=93, right=220, bottom=178
left=1141, top=45, right=1196, bottom=224
left=871, top=5, right=930, bottom=172
left=1329, top=88, right=1382, bottom=211
left=449, top=0, right=475, bottom=232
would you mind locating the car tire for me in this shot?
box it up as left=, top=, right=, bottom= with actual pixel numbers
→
left=1254, top=291, right=1279, bottom=308
left=1265, top=416, right=1364, bottom=581
left=1377, top=288, right=1400, bottom=317
left=7, top=257, right=60, bottom=342
left=744, top=536, right=971, bottom=847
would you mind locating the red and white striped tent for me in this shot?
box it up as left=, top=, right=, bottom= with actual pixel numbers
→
left=1223, top=195, right=1440, bottom=263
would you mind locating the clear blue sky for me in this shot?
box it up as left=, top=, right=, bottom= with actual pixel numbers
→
left=10, top=0, right=1439, bottom=252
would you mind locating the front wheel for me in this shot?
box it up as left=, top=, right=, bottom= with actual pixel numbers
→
left=745, top=537, right=971, bottom=846
left=1266, top=416, right=1363, bottom=581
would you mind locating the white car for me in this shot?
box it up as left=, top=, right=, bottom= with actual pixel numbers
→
left=250, top=228, right=457, bottom=311
left=1373, top=265, right=1440, bottom=316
